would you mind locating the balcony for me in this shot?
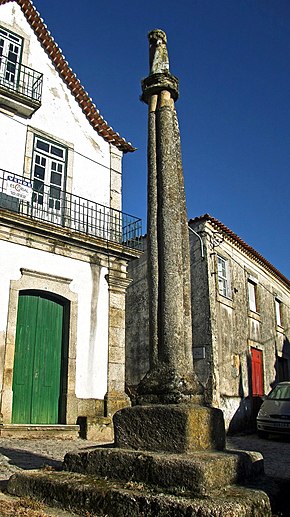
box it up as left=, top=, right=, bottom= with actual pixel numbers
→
left=0, top=56, right=43, bottom=117
left=0, top=169, right=142, bottom=251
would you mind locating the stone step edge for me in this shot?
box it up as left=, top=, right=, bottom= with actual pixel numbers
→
left=0, top=424, right=80, bottom=439
left=7, top=470, right=272, bottom=517
left=64, top=446, right=264, bottom=496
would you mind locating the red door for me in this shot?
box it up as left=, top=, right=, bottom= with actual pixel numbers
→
left=251, top=348, right=264, bottom=396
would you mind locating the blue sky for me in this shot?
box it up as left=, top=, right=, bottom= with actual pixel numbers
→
left=34, top=0, right=290, bottom=278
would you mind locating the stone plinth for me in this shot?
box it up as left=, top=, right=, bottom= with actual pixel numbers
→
left=114, top=404, right=225, bottom=452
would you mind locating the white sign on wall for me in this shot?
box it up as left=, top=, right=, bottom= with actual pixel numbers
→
left=5, top=174, right=33, bottom=202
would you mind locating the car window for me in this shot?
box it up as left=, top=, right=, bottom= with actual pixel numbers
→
left=268, top=385, right=290, bottom=400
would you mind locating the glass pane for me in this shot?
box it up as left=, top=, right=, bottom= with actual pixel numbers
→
left=275, top=300, right=282, bottom=326
left=36, top=139, right=49, bottom=153
left=7, top=61, right=15, bottom=72
left=269, top=384, right=290, bottom=400
left=34, top=179, right=44, bottom=193
left=10, top=34, right=21, bottom=43
left=51, top=145, right=63, bottom=158
left=248, top=282, right=256, bottom=312
left=51, top=172, right=61, bottom=186
left=8, top=49, right=17, bottom=63
left=37, top=194, right=43, bottom=205
left=34, top=164, right=45, bottom=180
left=50, top=186, right=60, bottom=199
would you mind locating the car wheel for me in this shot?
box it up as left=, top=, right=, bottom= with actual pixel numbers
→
left=257, top=430, right=268, bottom=439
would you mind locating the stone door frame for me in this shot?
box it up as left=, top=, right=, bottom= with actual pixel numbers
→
left=1, top=268, right=78, bottom=425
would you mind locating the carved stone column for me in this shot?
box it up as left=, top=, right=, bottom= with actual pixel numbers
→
left=104, top=260, right=131, bottom=416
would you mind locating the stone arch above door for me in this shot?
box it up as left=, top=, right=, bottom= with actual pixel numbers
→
left=1, top=269, right=78, bottom=424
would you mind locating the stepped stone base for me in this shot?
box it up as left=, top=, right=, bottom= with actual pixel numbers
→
left=0, top=424, right=79, bottom=440
left=7, top=469, right=271, bottom=517
left=5, top=405, right=272, bottom=515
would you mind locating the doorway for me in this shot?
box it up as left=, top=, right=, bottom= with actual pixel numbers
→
left=12, top=291, right=68, bottom=424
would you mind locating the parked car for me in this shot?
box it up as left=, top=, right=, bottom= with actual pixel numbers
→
left=257, top=382, right=290, bottom=438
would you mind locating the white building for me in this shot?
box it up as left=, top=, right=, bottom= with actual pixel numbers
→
left=0, top=0, right=141, bottom=439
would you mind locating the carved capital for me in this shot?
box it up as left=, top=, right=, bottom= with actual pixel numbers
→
left=105, top=272, right=131, bottom=293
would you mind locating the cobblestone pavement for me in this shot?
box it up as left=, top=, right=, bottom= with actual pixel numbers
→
left=0, top=438, right=107, bottom=516
left=227, top=433, right=290, bottom=479
left=0, top=438, right=102, bottom=482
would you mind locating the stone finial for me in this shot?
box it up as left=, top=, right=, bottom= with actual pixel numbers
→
left=141, top=29, right=179, bottom=103
left=148, top=29, right=170, bottom=75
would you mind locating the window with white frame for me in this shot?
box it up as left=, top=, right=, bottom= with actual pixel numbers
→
left=31, top=136, right=67, bottom=224
left=32, top=135, right=67, bottom=213
left=275, top=298, right=282, bottom=327
left=248, top=279, right=258, bottom=312
left=0, top=26, right=23, bottom=88
left=217, top=255, right=231, bottom=298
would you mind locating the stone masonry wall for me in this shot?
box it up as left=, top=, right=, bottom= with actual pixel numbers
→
left=125, top=221, right=290, bottom=432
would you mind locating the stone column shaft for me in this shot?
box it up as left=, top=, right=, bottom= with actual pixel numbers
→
left=137, top=30, right=203, bottom=404
left=147, top=94, right=159, bottom=369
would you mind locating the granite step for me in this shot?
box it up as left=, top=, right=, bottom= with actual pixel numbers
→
left=64, top=446, right=264, bottom=497
left=0, top=424, right=79, bottom=440
left=7, top=469, right=272, bottom=517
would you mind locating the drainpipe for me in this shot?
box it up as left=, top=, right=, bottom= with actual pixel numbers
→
left=188, top=226, right=204, bottom=259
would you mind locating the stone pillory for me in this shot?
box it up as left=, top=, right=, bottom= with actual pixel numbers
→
left=6, top=29, right=272, bottom=516
left=137, top=29, right=202, bottom=404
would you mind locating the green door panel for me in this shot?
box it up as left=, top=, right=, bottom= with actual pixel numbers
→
left=11, top=295, right=38, bottom=423
left=12, top=294, right=63, bottom=424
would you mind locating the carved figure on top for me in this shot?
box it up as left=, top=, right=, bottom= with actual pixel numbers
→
left=149, top=29, right=170, bottom=75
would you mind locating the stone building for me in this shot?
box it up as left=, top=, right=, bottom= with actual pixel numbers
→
left=126, top=214, right=290, bottom=432
left=0, top=0, right=141, bottom=439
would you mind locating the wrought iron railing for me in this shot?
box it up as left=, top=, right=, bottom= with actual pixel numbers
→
left=0, top=170, right=142, bottom=251
left=0, top=56, right=43, bottom=104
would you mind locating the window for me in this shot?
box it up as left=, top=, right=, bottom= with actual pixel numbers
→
left=275, top=298, right=282, bottom=327
left=217, top=255, right=231, bottom=298
left=0, top=27, right=23, bottom=88
left=0, top=25, right=42, bottom=116
left=32, top=136, right=67, bottom=219
left=277, top=357, right=288, bottom=382
left=248, top=279, right=258, bottom=312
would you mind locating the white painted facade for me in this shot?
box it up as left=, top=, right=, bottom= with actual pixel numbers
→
left=0, top=239, right=109, bottom=399
left=0, top=0, right=140, bottom=436
left=0, top=3, right=110, bottom=206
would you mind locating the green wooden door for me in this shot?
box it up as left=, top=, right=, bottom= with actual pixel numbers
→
left=12, top=294, right=63, bottom=424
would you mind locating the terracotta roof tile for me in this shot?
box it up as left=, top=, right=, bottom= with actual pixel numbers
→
left=189, top=214, right=290, bottom=288
left=0, top=0, right=135, bottom=153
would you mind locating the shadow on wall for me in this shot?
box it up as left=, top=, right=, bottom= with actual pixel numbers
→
left=228, top=354, right=260, bottom=435
left=272, top=337, right=290, bottom=387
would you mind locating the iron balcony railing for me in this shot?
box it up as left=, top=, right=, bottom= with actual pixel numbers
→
left=0, top=169, right=142, bottom=251
left=0, top=56, right=43, bottom=104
